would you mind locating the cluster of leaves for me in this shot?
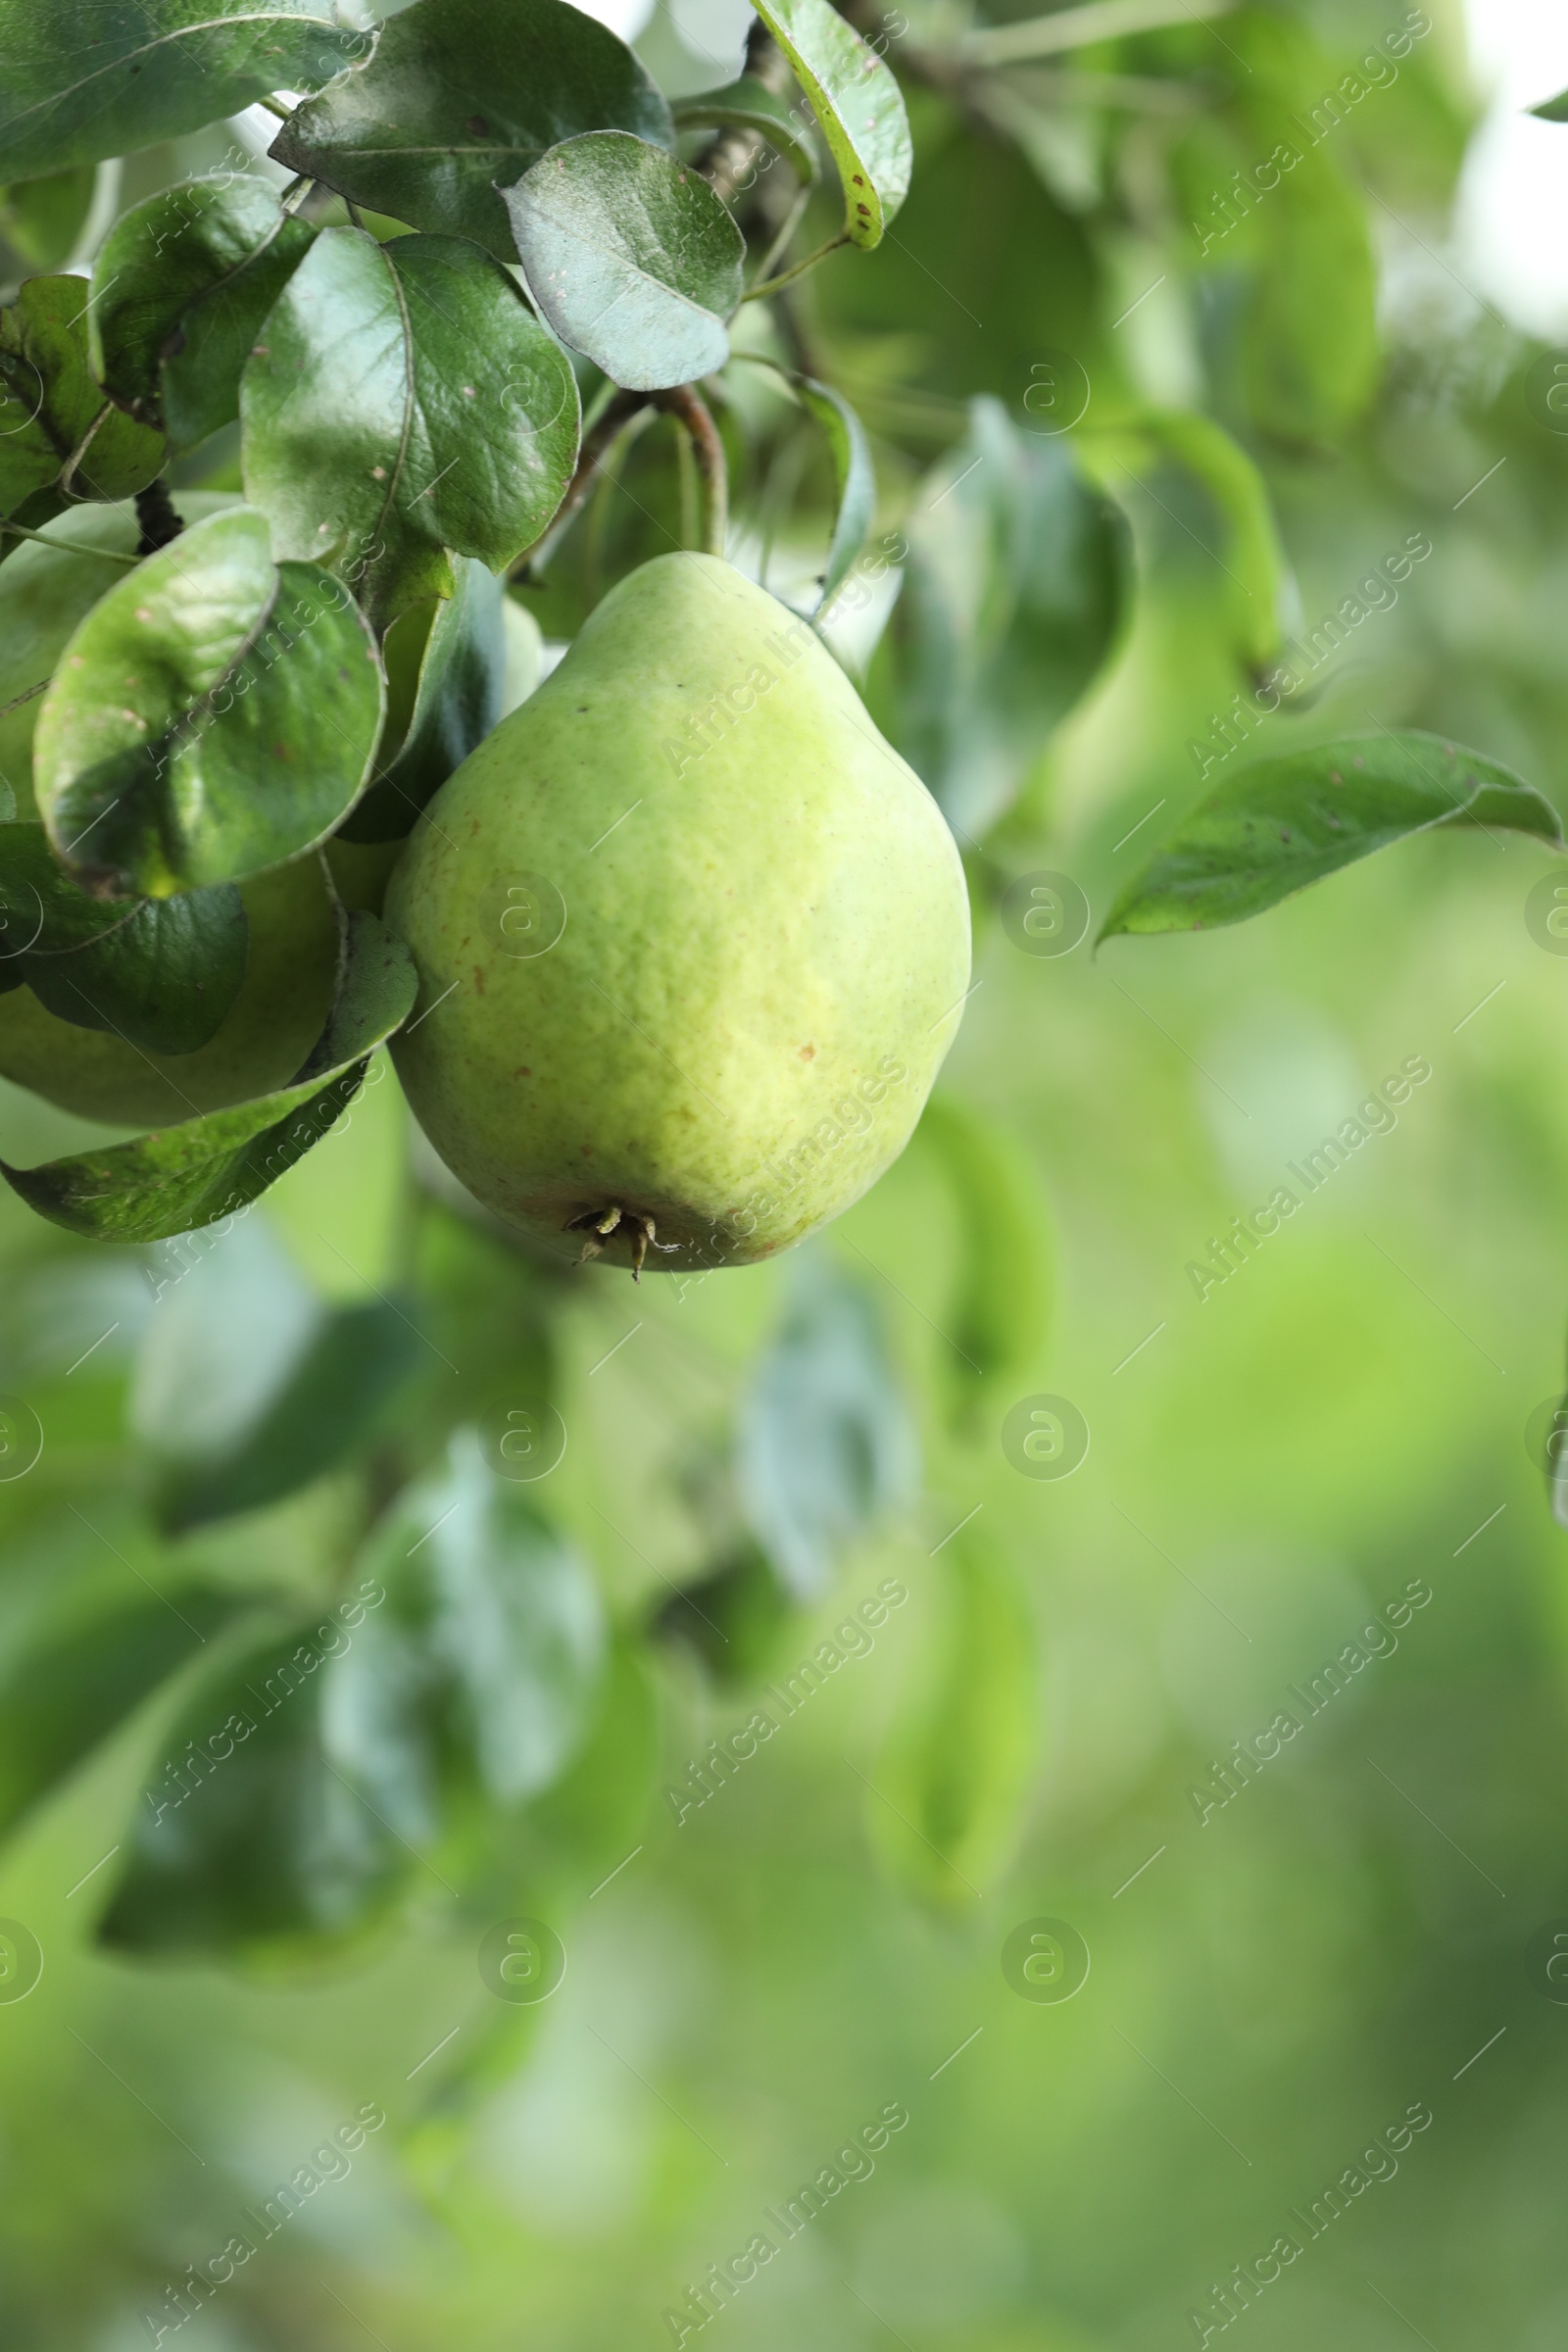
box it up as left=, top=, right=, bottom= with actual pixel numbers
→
left=0, top=0, right=1556, bottom=2001
left=0, top=0, right=1065, bottom=1984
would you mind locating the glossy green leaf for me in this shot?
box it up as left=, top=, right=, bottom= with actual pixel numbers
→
left=33, top=506, right=383, bottom=897
left=0, top=818, right=246, bottom=1050
left=751, top=0, right=910, bottom=246
left=0, top=1584, right=244, bottom=1844
left=869, top=1531, right=1037, bottom=1908
left=1100, top=734, right=1563, bottom=941
left=504, top=132, right=744, bottom=393
left=323, top=1430, right=606, bottom=1840
left=797, top=374, right=873, bottom=612
left=241, top=227, right=580, bottom=631
left=0, top=276, right=165, bottom=519
left=339, top=557, right=507, bottom=842
left=916, top=1094, right=1053, bottom=1429
left=1, top=910, right=417, bottom=1241
left=671, top=76, right=818, bottom=182
left=0, top=166, right=96, bottom=270
left=0, top=1, right=372, bottom=184
left=875, top=397, right=1130, bottom=834
left=736, top=1248, right=918, bottom=1603
left=90, top=176, right=315, bottom=440
left=271, top=0, right=673, bottom=265
left=99, top=1613, right=410, bottom=1958
left=157, top=1300, right=425, bottom=1533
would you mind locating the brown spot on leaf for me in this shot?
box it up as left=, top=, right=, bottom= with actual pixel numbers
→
left=798, top=1043, right=815, bottom=1059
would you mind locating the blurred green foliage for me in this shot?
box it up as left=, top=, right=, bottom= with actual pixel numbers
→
left=1, top=2, right=1567, bottom=2348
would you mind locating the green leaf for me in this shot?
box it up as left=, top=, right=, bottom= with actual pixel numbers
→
left=655, top=1543, right=795, bottom=1685
left=0, top=166, right=96, bottom=270
left=500, top=1634, right=658, bottom=1886
left=339, top=557, right=507, bottom=842
left=90, top=176, right=315, bottom=442
left=736, top=1248, right=918, bottom=1603
left=33, top=506, right=383, bottom=897
left=875, top=397, right=1130, bottom=834
left=869, top=1531, right=1037, bottom=1908
left=99, top=1614, right=410, bottom=1959
left=0, top=1, right=372, bottom=184
left=1135, top=412, right=1288, bottom=674
left=750, top=0, right=911, bottom=247
left=0, top=818, right=247, bottom=1050
left=0, top=1583, right=243, bottom=1845
left=132, top=1207, right=318, bottom=1454
left=270, top=0, right=674, bottom=266
left=1101, top=734, right=1564, bottom=941
left=796, top=373, right=874, bottom=613
left=0, top=276, right=165, bottom=519
left=1, top=909, right=417, bottom=1241
left=157, top=1301, right=425, bottom=1533
left=240, top=227, right=580, bottom=631
left=408, top=1634, right=658, bottom=2124
left=323, top=1430, right=606, bottom=1840
left=1531, top=88, right=1568, bottom=122
left=916, top=1094, right=1053, bottom=1428
left=504, top=132, right=744, bottom=393
left=671, top=76, right=818, bottom=183
left=1242, top=169, right=1376, bottom=447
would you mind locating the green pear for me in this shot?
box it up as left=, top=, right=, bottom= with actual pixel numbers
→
left=0, top=855, right=340, bottom=1128
left=386, top=554, right=970, bottom=1273
left=0, top=494, right=236, bottom=814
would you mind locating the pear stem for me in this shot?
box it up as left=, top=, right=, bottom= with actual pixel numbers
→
left=653, top=384, right=728, bottom=559
left=740, top=233, right=850, bottom=302
left=511, top=387, right=647, bottom=582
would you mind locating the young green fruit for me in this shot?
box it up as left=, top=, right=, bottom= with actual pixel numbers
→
left=386, top=554, right=970, bottom=1273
